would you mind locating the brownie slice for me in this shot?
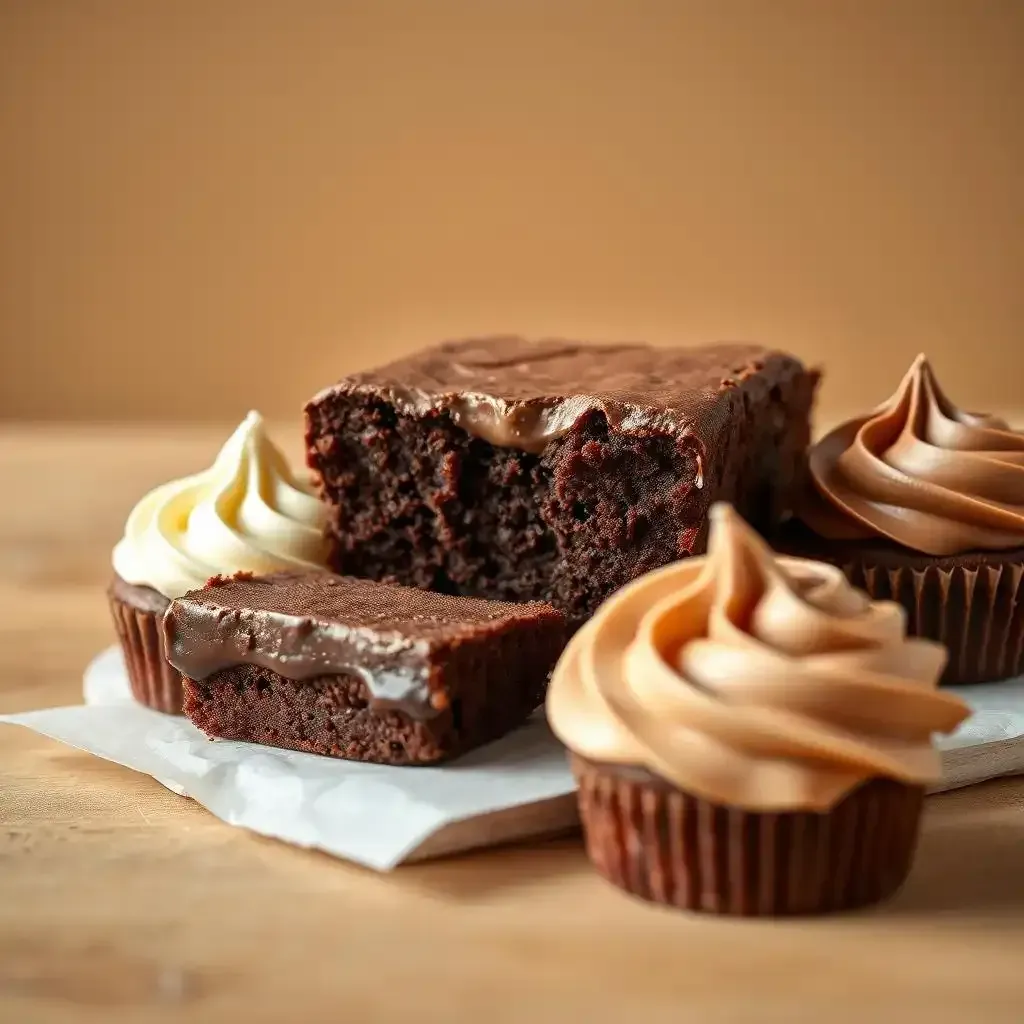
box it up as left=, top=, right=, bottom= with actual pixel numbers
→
left=305, top=338, right=817, bottom=625
left=163, top=571, right=567, bottom=765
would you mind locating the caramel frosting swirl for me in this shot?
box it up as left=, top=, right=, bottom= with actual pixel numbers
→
left=546, top=504, right=969, bottom=811
left=802, top=355, right=1024, bottom=556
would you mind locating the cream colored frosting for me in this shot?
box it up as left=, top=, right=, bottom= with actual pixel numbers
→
left=803, top=355, right=1024, bottom=556
left=112, top=412, right=328, bottom=599
left=546, top=504, right=969, bottom=811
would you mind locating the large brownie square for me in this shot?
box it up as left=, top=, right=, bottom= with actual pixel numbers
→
left=305, top=338, right=817, bottom=624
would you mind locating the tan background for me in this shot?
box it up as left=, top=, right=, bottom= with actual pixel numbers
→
left=1, top=0, right=1022, bottom=426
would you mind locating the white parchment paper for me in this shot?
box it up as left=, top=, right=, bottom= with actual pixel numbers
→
left=2, top=647, right=1023, bottom=870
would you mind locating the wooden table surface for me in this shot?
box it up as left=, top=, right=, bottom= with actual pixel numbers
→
left=3, top=423, right=1024, bottom=1024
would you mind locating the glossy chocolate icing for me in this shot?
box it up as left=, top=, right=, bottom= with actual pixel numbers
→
left=309, top=338, right=791, bottom=455
left=163, top=571, right=562, bottom=721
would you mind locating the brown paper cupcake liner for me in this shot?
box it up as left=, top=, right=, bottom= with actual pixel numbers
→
left=108, top=586, right=183, bottom=714
left=844, top=557, right=1024, bottom=687
left=571, top=756, right=924, bottom=916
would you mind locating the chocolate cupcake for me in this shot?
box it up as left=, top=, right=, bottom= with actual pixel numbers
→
left=786, top=355, right=1024, bottom=685
left=546, top=504, right=968, bottom=916
left=109, top=412, right=328, bottom=713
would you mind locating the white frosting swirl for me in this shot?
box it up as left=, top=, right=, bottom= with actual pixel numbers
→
left=112, top=412, right=328, bottom=598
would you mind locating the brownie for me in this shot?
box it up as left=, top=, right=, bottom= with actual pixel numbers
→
left=304, top=338, right=818, bottom=624
left=163, top=571, right=567, bottom=765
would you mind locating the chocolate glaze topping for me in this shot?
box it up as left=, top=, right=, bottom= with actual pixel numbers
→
left=309, top=338, right=791, bottom=455
left=163, top=571, right=563, bottom=721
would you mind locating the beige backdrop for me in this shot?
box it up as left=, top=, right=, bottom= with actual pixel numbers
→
left=2, top=0, right=1022, bottom=425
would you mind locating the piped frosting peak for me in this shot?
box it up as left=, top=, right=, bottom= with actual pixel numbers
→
left=802, top=356, right=1024, bottom=555
left=547, top=504, right=969, bottom=811
left=113, top=412, right=328, bottom=598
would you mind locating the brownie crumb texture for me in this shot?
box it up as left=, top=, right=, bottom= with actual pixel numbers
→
left=182, top=612, right=565, bottom=765
left=306, top=340, right=816, bottom=625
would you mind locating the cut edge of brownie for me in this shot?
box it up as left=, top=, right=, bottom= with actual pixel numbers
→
left=168, top=572, right=568, bottom=765
left=304, top=340, right=818, bottom=626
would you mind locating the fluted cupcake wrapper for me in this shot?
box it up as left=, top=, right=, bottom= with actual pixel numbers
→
left=844, top=557, right=1024, bottom=687
left=108, top=589, right=183, bottom=714
left=571, top=756, right=924, bottom=916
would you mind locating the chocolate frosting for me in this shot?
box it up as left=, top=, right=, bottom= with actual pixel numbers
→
left=309, top=338, right=799, bottom=455
left=164, top=571, right=562, bottom=721
left=803, top=355, right=1024, bottom=556
left=546, top=504, right=969, bottom=811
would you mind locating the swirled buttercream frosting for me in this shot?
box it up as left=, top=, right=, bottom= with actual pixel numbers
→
left=802, top=355, right=1024, bottom=556
left=112, top=412, right=328, bottom=598
left=546, top=503, right=969, bottom=811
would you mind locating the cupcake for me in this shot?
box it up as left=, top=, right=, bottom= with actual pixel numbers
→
left=787, top=355, right=1024, bottom=685
left=546, top=503, right=968, bottom=916
left=110, top=412, right=329, bottom=713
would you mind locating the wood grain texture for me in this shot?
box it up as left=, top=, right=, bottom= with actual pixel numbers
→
left=2, top=425, right=1024, bottom=1024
